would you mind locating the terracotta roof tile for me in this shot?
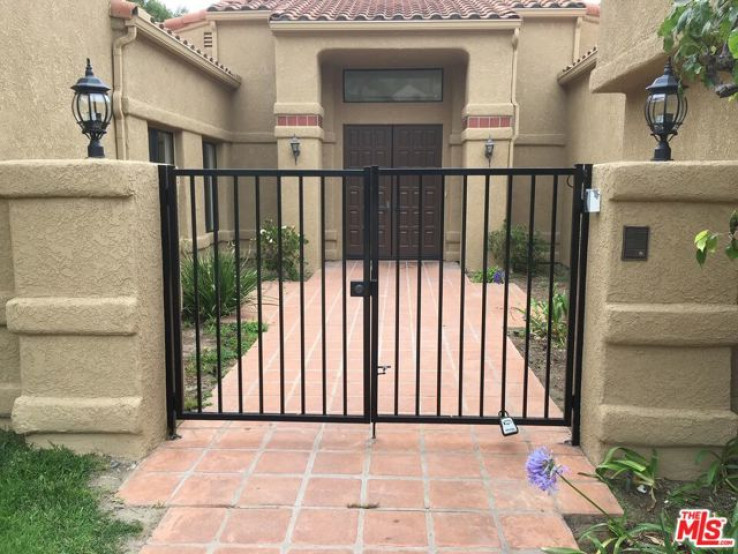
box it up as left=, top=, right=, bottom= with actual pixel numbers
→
left=164, top=9, right=208, bottom=30
left=111, top=0, right=238, bottom=78
left=207, top=0, right=586, bottom=22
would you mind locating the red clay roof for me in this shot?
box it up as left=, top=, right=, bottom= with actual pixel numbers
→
left=204, top=0, right=586, bottom=22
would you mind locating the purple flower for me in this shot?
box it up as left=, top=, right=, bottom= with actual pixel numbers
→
left=526, top=447, right=566, bottom=493
left=492, top=269, right=505, bottom=284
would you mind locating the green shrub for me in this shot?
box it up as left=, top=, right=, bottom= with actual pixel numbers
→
left=181, top=245, right=257, bottom=325
left=488, top=222, right=547, bottom=275
left=521, top=291, right=568, bottom=348
left=470, top=265, right=506, bottom=284
left=259, top=219, right=307, bottom=281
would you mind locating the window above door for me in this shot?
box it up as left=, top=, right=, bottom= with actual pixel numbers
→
left=344, top=69, right=443, bottom=103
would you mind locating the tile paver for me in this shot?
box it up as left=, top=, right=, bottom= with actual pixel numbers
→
left=121, top=262, right=621, bottom=552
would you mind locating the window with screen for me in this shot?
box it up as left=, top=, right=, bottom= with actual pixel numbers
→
left=344, top=69, right=443, bottom=103
left=203, top=142, right=218, bottom=233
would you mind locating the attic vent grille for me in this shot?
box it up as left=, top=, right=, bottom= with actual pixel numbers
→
left=204, top=31, right=213, bottom=48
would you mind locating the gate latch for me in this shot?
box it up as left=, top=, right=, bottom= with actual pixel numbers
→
left=350, top=281, right=371, bottom=297
left=585, top=189, right=601, bottom=213
left=377, top=365, right=390, bottom=375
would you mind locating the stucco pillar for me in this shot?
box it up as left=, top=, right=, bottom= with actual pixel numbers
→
left=275, top=124, right=324, bottom=269
left=461, top=126, right=513, bottom=272
left=580, top=162, right=738, bottom=479
left=0, top=160, right=167, bottom=459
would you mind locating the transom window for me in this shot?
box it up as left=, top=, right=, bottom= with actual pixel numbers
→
left=344, top=69, right=443, bottom=103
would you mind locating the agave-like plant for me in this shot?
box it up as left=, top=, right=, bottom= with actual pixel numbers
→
left=181, top=245, right=257, bottom=325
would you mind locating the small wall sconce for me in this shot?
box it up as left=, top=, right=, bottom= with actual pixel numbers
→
left=484, top=136, right=495, bottom=167
left=71, top=58, right=113, bottom=158
left=644, top=59, right=688, bottom=162
left=290, top=135, right=301, bottom=164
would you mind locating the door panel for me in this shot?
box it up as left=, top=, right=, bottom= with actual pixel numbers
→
left=344, top=126, right=393, bottom=258
left=343, top=124, right=443, bottom=259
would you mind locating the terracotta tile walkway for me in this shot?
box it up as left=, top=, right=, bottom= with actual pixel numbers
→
left=205, top=261, right=560, bottom=418
left=119, top=262, right=623, bottom=552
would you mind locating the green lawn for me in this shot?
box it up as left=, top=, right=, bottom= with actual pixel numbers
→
left=0, top=432, right=140, bottom=554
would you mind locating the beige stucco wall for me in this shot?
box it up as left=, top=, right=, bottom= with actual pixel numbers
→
left=0, top=160, right=166, bottom=458
left=591, top=0, right=738, bottom=164
left=558, top=69, right=625, bottom=261
left=581, top=162, right=738, bottom=479
left=513, top=15, right=581, bottom=263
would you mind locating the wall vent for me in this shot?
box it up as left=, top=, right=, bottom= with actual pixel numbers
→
left=204, top=31, right=213, bottom=49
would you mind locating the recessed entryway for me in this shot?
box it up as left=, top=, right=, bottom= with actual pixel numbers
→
left=343, top=124, right=443, bottom=259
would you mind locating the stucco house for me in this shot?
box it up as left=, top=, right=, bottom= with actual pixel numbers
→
left=105, top=0, right=603, bottom=267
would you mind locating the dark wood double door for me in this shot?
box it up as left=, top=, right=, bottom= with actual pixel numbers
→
left=344, top=125, right=443, bottom=259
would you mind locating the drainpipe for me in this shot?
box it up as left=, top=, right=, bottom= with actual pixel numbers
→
left=508, top=28, right=520, bottom=168
left=113, top=24, right=137, bottom=160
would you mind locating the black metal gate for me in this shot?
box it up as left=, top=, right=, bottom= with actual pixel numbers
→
left=159, top=164, right=592, bottom=443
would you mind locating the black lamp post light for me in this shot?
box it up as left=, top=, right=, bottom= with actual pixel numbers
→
left=644, top=59, right=688, bottom=162
left=71, top=59, right=113, bottom=158
left=290, top=135, right=301, bottom=164
left=484, top=136, right=495, bottom=167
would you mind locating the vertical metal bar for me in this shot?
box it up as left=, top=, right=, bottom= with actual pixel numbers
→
left=544, top=176, right=559, bottom=419
left=500, top=175, right=513, bottom=415
left=233, top=176, right=244, bottom=413
left=458, top=175, right=468, bottom=417
left=369, top=166, right=380, bottom=427
left=479, top=175, right=490, bottom=417
left=436, top=175, right=445, bottom=416
left=415, top=174, right=424, bottom=416
left=564, top=169, right=584, bottom=426
left=393, top=175, right=401, bottom=416
left=321, top=176, right=327, bottom=415
left=255, top=177, right=264, bottom=413
left=522, top=176, right=537, bottom=418
left=572, top=164, right=593, bottom=445
left=213, top=175, right=223, bottom=413
left=342, top=176, right=348, bottom=416
left=299, top=176, right=306, bottom=414
left=189, top=175, right=202, bottom=413
left=362, top=167, right=372, bottom=420
left=170, top=173, right=184, bottom=423
left=158, top=165, right=177, bottom=436
left=277, top=175, right=286, bottom=414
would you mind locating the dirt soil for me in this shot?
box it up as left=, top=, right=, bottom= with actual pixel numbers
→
left=90, top=459, right=165, bottom=554
left=566, top=480, right=738, bottom=553
left=508, top=270, right=569, bottom=412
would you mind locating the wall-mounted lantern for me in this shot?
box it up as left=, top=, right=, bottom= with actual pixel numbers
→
left=484, top=136, right=495, bottom=167
left=644, top=59, right=688, bottom=162
left=290, top=135, right=301, bottom=164
left=71, top=59, right=113, bottom=159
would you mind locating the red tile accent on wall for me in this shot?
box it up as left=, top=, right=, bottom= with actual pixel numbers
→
left=463, top=115, right=513, bottom=130
left=275, top=114, right=323, bottom=128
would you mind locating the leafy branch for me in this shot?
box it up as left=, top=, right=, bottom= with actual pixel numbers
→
left=659, top=0, right=738, bottom=99
left=695, top=210, right=738, bottom=265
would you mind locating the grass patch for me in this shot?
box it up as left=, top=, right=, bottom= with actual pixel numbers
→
left=0, top=431, right=141, bottom=554
left=184, top=321, right=266, bottom=411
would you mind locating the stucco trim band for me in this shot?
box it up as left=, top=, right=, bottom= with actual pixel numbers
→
left=12, top=396, right=143, bottom=434
left=125, top=18, right=242, bottom=88
left=270, top=20, right=521, bottom=32
left=590, top=35, right=664, bottom=93
left=461, top=128, right=513, bottom=142
left=598, top=404, right=738, bottom=447
left=0, top=160, right=148, bottom=198
left=604, top=303, right=738, bottom=346
left=6, top=297, right=138, bottom=336
left=596, top=162, right=738, bottom=203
